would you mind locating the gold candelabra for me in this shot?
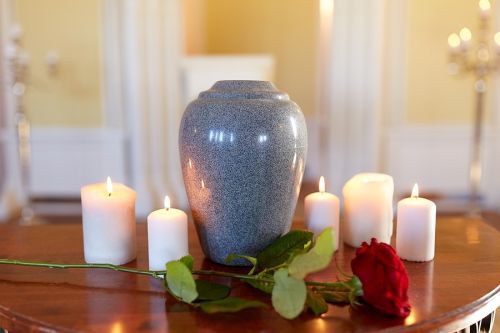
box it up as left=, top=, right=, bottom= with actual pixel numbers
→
left=447, top=0, right=500, bottom=215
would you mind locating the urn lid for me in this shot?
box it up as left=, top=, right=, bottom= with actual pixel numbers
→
left=198, top=80, right=290, bottom=101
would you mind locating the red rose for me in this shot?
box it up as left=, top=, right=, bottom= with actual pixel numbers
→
left=351, top=238, right=411, bottom=317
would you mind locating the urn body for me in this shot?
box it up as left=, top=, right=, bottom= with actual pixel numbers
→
left=179, top=80, right=307, bottom=265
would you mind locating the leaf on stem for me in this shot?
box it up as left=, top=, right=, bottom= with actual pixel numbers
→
left=245, top=277, right=274, bottom=294
left=224, top=254, right=257, bottom=274
left=200, top=297, right=267, bottom=314
left=320, top=291, right=350, bottom=304
left=288, top=228, right=334, bottom=280
left=271, top=268, right=307, bottom=319
left=166, top=260, right=198, bottom=303
left=257, top=230, right=314, bottom=271
left=180, top=255, right=194, bottom=272
left=306, top=290, right=329, bottom=316
left=195, top=279, right=231, bottom=301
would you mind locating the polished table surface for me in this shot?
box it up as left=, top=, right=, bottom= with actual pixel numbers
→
left=0, top=216, right=498, bottom=333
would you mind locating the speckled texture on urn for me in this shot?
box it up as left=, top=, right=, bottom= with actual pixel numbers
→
left=179, top=80, right=307, bottom=265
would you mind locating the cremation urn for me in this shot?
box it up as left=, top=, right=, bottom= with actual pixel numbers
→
left=179, top=80, right=307, bottom=265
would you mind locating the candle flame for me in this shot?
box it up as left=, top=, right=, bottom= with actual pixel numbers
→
left=494, top=32, right=500, bottom=46
left=106, top=176, right=113, bottom=196
left=459, top=27, right=471, bottom=42
left=164, top=195, right=170, bottom=210
left=448, top=33, right=461, bottom=48
left=411, top=183, right=419, bottom=198
left=319, top=176, right=325, bottom=193
left=479, top=0, right=491, bottom=11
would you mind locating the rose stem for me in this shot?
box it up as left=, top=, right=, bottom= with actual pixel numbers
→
left=0, top=259, right=349, bottom=289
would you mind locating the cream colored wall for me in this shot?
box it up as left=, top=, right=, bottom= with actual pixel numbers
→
left=405, top=0, right=493, bottom=124
left=14, top=0, right=103, bottom=127
left=197, top=0, right=317, bottom=116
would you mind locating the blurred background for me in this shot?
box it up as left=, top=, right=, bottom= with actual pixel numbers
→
left=1, top=0, right=500, bottom=221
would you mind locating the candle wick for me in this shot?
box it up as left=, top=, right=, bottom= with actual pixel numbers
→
left=166, top=207, right=170, bottom=211
left=108, top=193, right=111, bottom=197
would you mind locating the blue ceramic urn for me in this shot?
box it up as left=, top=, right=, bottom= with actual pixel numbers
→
left=179, top=80, right=307, bottom=265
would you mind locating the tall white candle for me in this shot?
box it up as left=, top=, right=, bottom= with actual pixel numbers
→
left=81, top=177, right=137, bottom=265
left=305, top=176, right=340, bottom=251
left=396, top=184, right=436, bottom=262
left=147, top=196, right=189, bottom=271
left=342, top=173, right=394, bottom=247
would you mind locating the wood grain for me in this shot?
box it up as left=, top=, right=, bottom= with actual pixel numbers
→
left=0, top=216, right=498, bottom=333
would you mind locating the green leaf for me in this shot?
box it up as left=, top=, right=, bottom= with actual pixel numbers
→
left=271, top=268, right=307, bottom=319
left=257, top=230, right=314, bottom=270
left=288, top=228, right=334, bottom=280
left=245, top=278, right=274, bottom=294
left=200, top=297, right=267, bottom=314
left=180, top=255, right=194, bottom=272
left=306, top=290, right=329, bottom=316
left=320, top=291, right=350, bottom=304
left=195, top=279, right=230, bottom=301
left=166, top=260, right=198, bottom=303
left=225, top=254, right=258, bottom=274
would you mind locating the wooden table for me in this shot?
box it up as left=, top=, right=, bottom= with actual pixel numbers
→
left=0, top=216, right=498, bottom=333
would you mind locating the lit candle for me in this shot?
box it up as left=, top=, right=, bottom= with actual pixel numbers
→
left=304, top=176, right=340, bottom=251
left=147, top=195, right=189, bottom=271
left=396, top=184, right=436, bottom=262
left=342, top=173, right=394, bottom=247
left=494, top=32, right=500, bottom=53
left=459, top=27, right=472, bottom=50
left=81, top=177, right=137, bottom=264
left=448, top=33, right=461, bottom=54
left=479, top=0, right=490, bottom=19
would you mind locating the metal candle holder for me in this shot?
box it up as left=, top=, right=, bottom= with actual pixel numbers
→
left=5, top=25, right=35, bottom=223
left=447, top=0, right=500, bottom=215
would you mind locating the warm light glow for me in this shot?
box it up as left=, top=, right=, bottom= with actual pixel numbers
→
left=111, top=322, right=123, bottom=333
left=320, top=0, right=334, bottom=18
left=106, top=176, right=113, bottom=196
left=411, top=183, right=419, bottom=198
left=494, top=32, right=500, bottom=45
left=448, top=33, right=461, bottom=48
left=479, top=0, right=491, bottom=11
left=459, top=27, right=472, bottom=41
left=319, top=176, right=326, bottom=193
left=201, top=179, right=205, bottom=189
left=405, top=312, right=417, bottom=326
left=164, top=195, right=170, bottom=210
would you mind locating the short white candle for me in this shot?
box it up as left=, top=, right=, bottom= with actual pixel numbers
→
left=147, top=195, right=189, bottom=271
left=305, top=176, right=340, bottom=251
left=81, top=177, right=137, bottom=265
left=342, top=173, right=394, bottom=247
left=396, top=184, right=436, bottom=262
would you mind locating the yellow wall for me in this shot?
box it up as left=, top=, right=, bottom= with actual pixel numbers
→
left=198, top=0, right=317, bottom=116
left=405, top=0, right=493, bottom=124
left=14, top=0, right=103, bottom=127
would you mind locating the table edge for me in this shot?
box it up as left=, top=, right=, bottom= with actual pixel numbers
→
left=381, top=285, right=499, bottom=333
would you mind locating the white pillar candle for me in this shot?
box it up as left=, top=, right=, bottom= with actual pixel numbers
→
left=396, top=184, right=436, bottom=262
left=147, top=195, right=189, bottom=271
left=342, top=173, right=394, bottom=247
left=305, top=176, right=340, bottom=251
left=81, top=177, right=137, bottom=265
